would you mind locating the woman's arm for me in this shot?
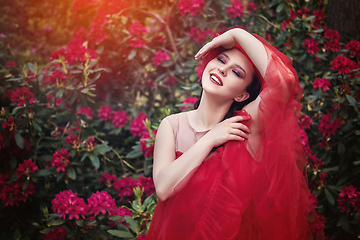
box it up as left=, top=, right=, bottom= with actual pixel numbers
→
left=195, top=28, right=268, bottom=78
left=153, top=114, right=251, bottom=201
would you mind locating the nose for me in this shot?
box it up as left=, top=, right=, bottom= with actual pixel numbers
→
left=218, top=67, right=227, bottom=76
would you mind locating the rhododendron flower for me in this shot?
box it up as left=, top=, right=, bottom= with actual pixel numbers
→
left=324, top=29, right=340, bottom=52
left=226, top=0, right=245, bottom=19
left=344, top=40, right=360, bottom=57
left=112, top=110, right=129, bottom=128
left=178, top=0, right=205, bottom=16
left=6, top=61, right=16, bottom=68
left=16, top=159, right=38, bottom=179
left=164, top=75, right=177, bottom=86
left=89, top=15, right=108, bottom=44
left=50, top=47, right=66, bottom=61
left=130, top=112, right=149, bottom=137
left=100, top=172, right=117, bottom=188
left=87, top=191, right=119, bottom=216
left=308, top=190, right=318, bottom=212
left=281, top=18, right=292, bottom=30
left=330, top=56, right=357, bottom=74
left=52, top=190, right=87, bottom=220
left=312, top=9, right=326, bottom=29
left=43, top=227, right=68, bottom=240
left=98, top=105, right=113, bottom=121
left=65, top=35, right=97, bottom=65
left=308, top=155, right=324, bottom=175
left=181, top=96, right=198, bottom=111
left=85, top=136, right=96, bottom=152
left=2, top=117, right=17, bottom=131
left=129, top=22, right=148, bottom=48
left=136, top=176, right=155, bottom=196
left=77, top=107, right=94, bottom=120
left=10, top=86, right=36, bottom=107
left=66, top=134, right=82, bottom=151
left=190, top=27, right=214, bottom=44
left=299, top=114, right=312, bottom=130
left=0, top=179, right=36, bottom=206
left=318, top=113, right=341, bottom=137
left=297, top=8, right=310, bottom=18
left=48, top=69, right=67, bottom=88
left=51, top=148, right=71, bottom=172
left=318, top=138, right=332, bottom=150
left=140, top=130, right=157, bottom=158
left=113, top=177, right=137, bottom=199
left=337, top=185, right=360, bottom=213
left=313, top=78, right=331, bottom=91
left=153, top=51, right=171, bottom=66
left=247, top=2, right=257, bottom=13
left=303, top=38, right=319, bottom=55
left=315, top=172, right=327, bottom=189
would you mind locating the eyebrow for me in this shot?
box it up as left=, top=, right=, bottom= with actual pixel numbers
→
left=221, top=53, right=247, bottom=78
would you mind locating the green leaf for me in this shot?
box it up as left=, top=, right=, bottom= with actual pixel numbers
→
left=27, top=62, right=36, bottom=73
left=107, top=230, right=134, bottom=238
left=48, top=219, right=65, bottom=226
left=89, top=154, right=100, bottom=169
left=23, top=179, right=29, bottom=190
left=324, top=188, right=335, bottom=205
left=125, top=146, right=143, bottom=159
left=33, top=168, right=53, bottom=177
left=15, top=132, right=24, bottom=149
left=330, top=107, right=339, bottom=122
left=346, top=94, right=358, bottom=108
left=13, top=230, right=21, bottom=240
left=93, top=144, right=112, bottom=155
left=67, top=167, right=76, bottom=180
left=12, top=106, right=23, bottom=114
left=338, top=142, right=345, bottom=156
left=128, top=49, right=137, bottom=60
left=56, top=88, right=65, bottom=98
left=125, top=215, right=138, bottom=233
left=276, top=2, right=285, bottom=13
left=336, top=214, right=349, bottom=227
left=32, top=120, right=42, bottom=133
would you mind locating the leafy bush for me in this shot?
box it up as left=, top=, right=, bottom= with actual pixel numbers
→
left=0, top=0, right=359, bottom=239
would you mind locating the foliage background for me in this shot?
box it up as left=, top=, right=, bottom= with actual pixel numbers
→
left=0, top=0, right=359, bottom=239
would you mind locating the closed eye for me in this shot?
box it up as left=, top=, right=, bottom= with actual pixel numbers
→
left=233, top=69, right=245, bottom=78
left=217, top=56, right=226, bottom=64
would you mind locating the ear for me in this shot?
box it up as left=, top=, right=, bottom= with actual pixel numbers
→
left=234, top=92, right=250, bottom=102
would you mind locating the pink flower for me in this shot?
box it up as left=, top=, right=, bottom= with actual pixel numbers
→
left=43, top=227, right=68, bottom=240
left=16, top=159, right=38, bottom=179
left=178, top=0, right=205, bottom=16
left=51, top=47, right=66, bottom=61
left=85, top=136, right=96, bottom=152
left=140, top=130, right=157, bottom=158
left=153, top=51, right=171, bottom=66
left=98, top=105, right=114, bottom=121
left=289, top=9, right=297, bottom=20
left=344, top=40, right=360, bottom=57
left=2, top=117, right=17, bottom=131
left=47, top=69, right=67, bottom=87
left=308, top=155, right=324, bottom=175
left=6, top=61, right=16, bottom=68
left=100, top=172, right=117, bottom=188
left=136, top=176, right=155, bottom=197
left=312, top=9, right=326, bottom=29
left=308, top=191, right=318, bottom=212
left=318, top=138, right=332, bottom=150
left=303, top=38, right=319, bottom=55
left=130, top=112, right=149, bottom=137
left=281, top=18, right=292, bottom=30
left=51, top=148, right=71, bottom=172
left=87, top=191, right=118, bottom=216
left=337, top=185, right=360, bottom=213
left=247, top=2, right=257, bottom=13
left=10, top=86, right=36, bottom=107
left=78, top=107, right=94, bottom=120
left=112, top=110, right=129, bottom=128
left=226, top=0, right=245, bottom=19
left=318, top=113, right=341, bottom=137
left=313, top=78, right=331, bottom=91
left=330, top=56, right=357, bottom=74
left=315, top=171, right=327, bottom=189
left=66, top=134, right=82, bottom=150
left=129, top=22, right=148, bottom=48
left=0, top=178, right=36, bottom=206
left=324, top=29, right=340, bottom=52
left=52, top=190, right=86, bottom=220
left=164, top=75, right=177, bottom=86
left=181, top=96, right=198, bottom=111
left=189, top=27, right=214, bottom=44
left=299, top=114, right=312, bottom=130
left=297, top=8, right=310, bottom=18
left=113, top=177, right=137, bottom=199
left=65, top=34, right=97, bottom=65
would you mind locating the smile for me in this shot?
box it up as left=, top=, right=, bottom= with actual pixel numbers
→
left=210, top=73, right=223, bottom=86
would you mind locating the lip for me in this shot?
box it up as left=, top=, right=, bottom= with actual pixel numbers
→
left=209, top=73, right=223, bottom=86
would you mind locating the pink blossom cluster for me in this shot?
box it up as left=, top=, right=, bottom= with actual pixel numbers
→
left=0, top=172, right=36, bottom=206
left=85, top=136, right=96, bottom=152
left=153, top=51, right=171, bottom=66
left=10, top=86, right=36, bottom=107
left=318, top=113, right=342, bottom=137
left=78, top=107, right=94, bottom=120
left=129, top=22, right=148, bottom=48
left=66, top=134, right=83, bottom=151
left=100, top=172, right=117, bottom=188
left=178, top=0, right=205, bottom=16
left=130, top=112, right=149, bottom=137
left=324, top=29, right=340, bottom=52
left=312, top=9, right=326, bottom=30
left=300, top=129, right=324, bottom=175
left=52, top=190, right=87, bottom=220
left=112, top=110, right=129, bottom=128
left=16, top=159, right=39, bottom=179
left=247, top=2, right=257, bottom=13
left=345, top=40, right=360, bottom=57
left=2, top=117, right=17, bottom=131
left=140, top=130, right=157, bottom=158
left=308, top=190, right=318, bottom=212
left=309, top=214, right=326, bottom=238
left=112, top=176, right=155, bottom=200
left=330, top=55, right=357, bottom=75
left=298, top=114, right=312, bottom=130
left=98, top=105, right=114, bottom=121
left=303, top=38, right=319, bottom=55
left=51, top=148, right=71, bottom=172
left=313, top=78, right=331, bottom=91
left=226, top=0, right=245, bottom=19
left=297, top=8, right=310, bottom=18
left=47, top=69, right=67, bottom=87
left=181, top=96, right=198, bottom=111
left=189, top=27, right=214, bottom=44
left=43, top=227, right=68, bottom=240
left=337, top=185, right=360, bottom=213
left=6, top=61, right=16, bottom=68
left=87, top=191, right=124, bottom=216
left=315, top=171, right=327, bottom=189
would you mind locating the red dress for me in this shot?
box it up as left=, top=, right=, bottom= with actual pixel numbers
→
left=147, top=34, right=323, bottom=240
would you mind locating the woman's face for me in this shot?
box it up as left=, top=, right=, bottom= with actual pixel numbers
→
left=201, top=48, right=255, bottom=103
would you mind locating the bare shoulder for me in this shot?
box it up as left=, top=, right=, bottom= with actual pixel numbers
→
left=243, top=97, right=260, bottom=124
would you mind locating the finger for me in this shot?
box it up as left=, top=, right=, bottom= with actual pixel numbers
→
left=230, top=128, right=249, bottom=139
left=229, top=134, right=246, bottom=141
left=228, top=115, right=251, bottom=122
left=231, top=123, right=251, bottom=133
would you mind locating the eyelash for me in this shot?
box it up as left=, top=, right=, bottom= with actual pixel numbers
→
left=217, top=56, right=243, bottom=78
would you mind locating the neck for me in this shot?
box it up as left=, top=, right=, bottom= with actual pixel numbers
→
left=193, top=91, right=233, bottom=130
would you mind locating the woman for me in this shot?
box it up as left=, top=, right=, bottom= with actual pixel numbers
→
left=147, top=28, right=322, bottom=240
